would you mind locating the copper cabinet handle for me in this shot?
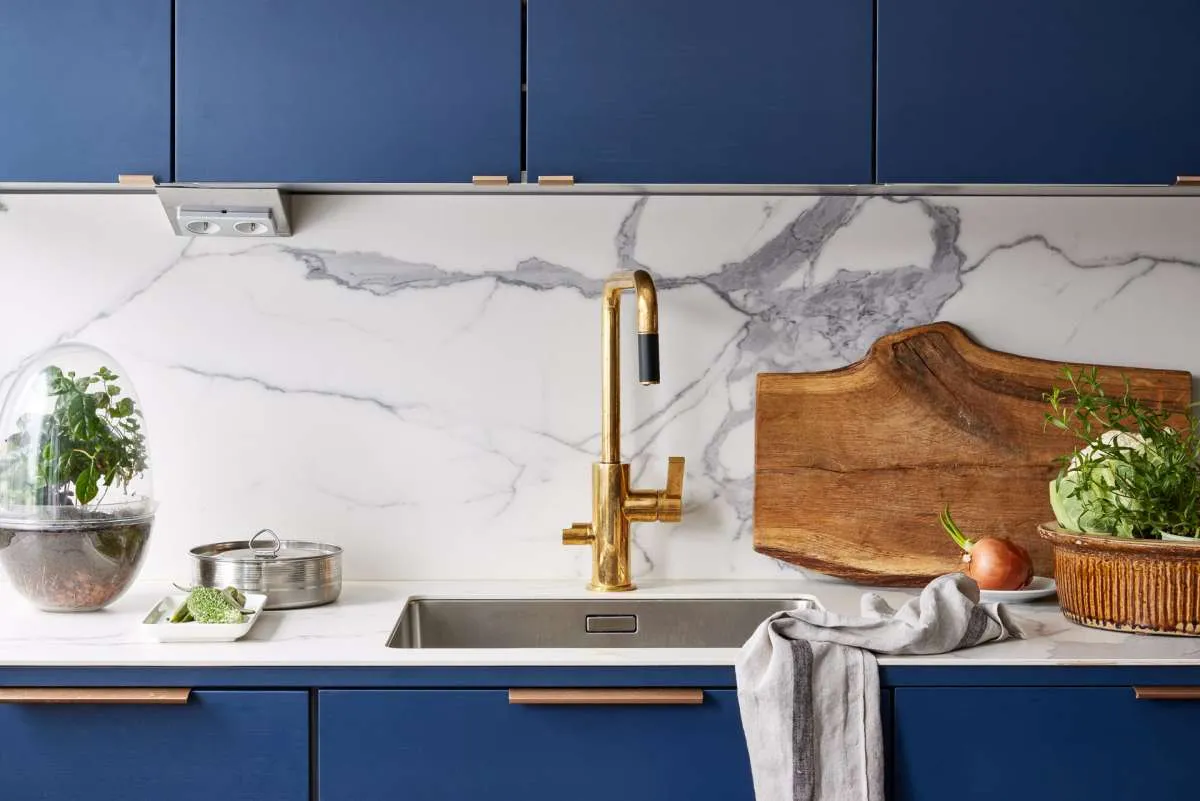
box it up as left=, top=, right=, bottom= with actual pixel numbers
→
left=116, top=174, right=157, bottom=187
left=509, top=688, right=703, bottom=705
left=1133, top=686, right=1200, bottom=700
left=0, top=688, right=191, bottom=705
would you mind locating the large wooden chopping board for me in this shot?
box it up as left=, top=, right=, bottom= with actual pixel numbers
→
left=754, top=322, right=1193, bottom=586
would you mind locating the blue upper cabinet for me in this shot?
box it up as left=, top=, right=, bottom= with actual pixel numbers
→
left=878, top=1, right=1200, bottom=185
left=0, top=1, right=171, bottom=183
left=175, top=0, right=522, bottom=183
left=527, top=0, right=874, bottom=185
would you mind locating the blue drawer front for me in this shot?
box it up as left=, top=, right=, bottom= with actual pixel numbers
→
left=319, top=689, right=755, bottom=801
left=878, top=0, right=1200, bottom=184
left=527, top=0, right=873, bottom=184
left=893, top=687, right=1200, bottom=801
left=0, top=690, right=309, bottom=801
left=176, top=0, right=522, bottom=183
left=0, top=0, right=171, bottom=182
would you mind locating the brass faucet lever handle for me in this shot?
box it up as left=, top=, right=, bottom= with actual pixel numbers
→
left=622, top=457, right=686, bottom=523
left=562, top=523, right=595, bottom=546
left=666, top=456, right=684, bottom=496
left=658, top=456, right=685, bottom=523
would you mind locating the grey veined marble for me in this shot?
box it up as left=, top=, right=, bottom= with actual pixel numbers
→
left=0, top=193, right=1198, bottom=581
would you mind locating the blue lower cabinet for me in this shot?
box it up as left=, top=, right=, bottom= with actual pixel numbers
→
left=0, top=0, right=172, bottom=182
left=0, top=690, right=309, bottom=801
left=318, top=689, right=755, bottom=800
left=893, top=687, right=1200, bottom=801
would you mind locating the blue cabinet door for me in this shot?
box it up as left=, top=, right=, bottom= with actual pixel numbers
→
left=527, top=0, right=873, bottom=184
left=176, top=0, right=521, bottom=183
left=878, top=1, right=1200, bottom=184
left=319, top=689, right=755, bottom=800
left=0, top=1, right=171, bottom=182
left=0, top=690, right=308, bottom=801
left=893, top=687, right=1200, bottom=800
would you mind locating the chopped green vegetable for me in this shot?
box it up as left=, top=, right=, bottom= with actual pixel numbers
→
left=171, top=585, right=253, bottom=624
left=186, top=587, right=245, bottom=624
left=224, top=586, right=247, bottom=608
left=169, top=600, right=193, bottom=624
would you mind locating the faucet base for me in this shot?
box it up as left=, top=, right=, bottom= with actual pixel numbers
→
left=587, top=581, right=636, bottom=593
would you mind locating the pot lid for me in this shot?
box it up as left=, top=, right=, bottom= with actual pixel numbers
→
left=190, top=529, right=342, bottom=563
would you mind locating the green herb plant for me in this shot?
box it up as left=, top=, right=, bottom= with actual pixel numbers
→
left=1046, top=366, right=1200, bottom=539
left=2, top=366, right=148, bottom=510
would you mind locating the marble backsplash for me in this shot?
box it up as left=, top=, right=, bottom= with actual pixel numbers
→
left=0, top=193, right=1198, bottom=582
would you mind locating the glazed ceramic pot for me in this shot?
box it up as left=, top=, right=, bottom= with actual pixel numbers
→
left=1040, top=523, right=1200, bottom=636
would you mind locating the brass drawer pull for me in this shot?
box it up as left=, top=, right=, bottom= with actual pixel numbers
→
left=1176, top=176, right=1200, bottom=186
left=537, top=175, right=575, bottom=186
left=0, top=688, right=191, bottom=705
left=117, top=173, right=157, bottom=187
left=509, top=688, right=703, bottom=705
left=1133, top=686, right=1200, bottom=700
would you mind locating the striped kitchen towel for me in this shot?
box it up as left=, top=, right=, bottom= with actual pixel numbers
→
left=735, top=573, right=1022, bottom=801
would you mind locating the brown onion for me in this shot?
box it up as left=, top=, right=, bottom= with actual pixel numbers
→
left=961, top=537, right=1033, bottom=591
left=940, top=505, right=1034, bottom=591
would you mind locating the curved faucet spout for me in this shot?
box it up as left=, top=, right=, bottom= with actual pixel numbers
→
left=603, top=270, right=658, bottom=332
left=601, top=269, right=660, bottom=463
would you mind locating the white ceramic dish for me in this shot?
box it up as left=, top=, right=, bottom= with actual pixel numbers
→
left=979, top=575, right=1057, bottom=603
left=141, top=593, right=268, bottom=642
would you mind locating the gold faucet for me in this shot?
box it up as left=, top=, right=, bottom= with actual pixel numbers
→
left=562, top=269, right=685, bottom=591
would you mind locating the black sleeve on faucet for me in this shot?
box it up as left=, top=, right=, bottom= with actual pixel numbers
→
left=638, top=333, right=660, bottom=385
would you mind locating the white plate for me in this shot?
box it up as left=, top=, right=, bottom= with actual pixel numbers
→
left=141, top=593, right=268, bottom=642
left=979, top=576, right=1057, bottom=603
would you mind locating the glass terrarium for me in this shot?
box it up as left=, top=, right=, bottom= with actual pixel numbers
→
left=0, top=344, right=155, bottom=611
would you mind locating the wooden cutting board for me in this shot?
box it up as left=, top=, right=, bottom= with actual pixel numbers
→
left=754, top=322, right=1193, bottom=586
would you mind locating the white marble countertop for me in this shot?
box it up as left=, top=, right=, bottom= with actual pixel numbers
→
left=1, top=578, right=1199, bottom=668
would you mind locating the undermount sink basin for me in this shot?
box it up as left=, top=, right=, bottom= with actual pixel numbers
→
left=387, top=596, right=820, bottom=649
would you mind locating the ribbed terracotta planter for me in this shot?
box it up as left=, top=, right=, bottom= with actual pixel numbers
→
left=1039, top=524, right=1200, bottom=636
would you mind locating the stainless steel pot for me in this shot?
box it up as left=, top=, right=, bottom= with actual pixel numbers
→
left=189, top=529, right=342, bottom=609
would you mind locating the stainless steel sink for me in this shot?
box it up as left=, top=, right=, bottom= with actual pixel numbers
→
left=387, top=596, right=819, bottom=649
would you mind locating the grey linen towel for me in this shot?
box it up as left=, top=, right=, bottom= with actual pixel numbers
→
left=735, top=574, right=1023, bottom=801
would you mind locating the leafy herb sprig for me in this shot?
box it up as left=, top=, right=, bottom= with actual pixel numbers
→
left=3, top=366, right=148, bottom=509
left=1046, top=366, right=1200, bottom=539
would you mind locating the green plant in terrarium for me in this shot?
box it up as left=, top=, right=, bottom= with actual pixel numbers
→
left=0, top=352, right=155, bottom=612
left=0, top=365, right=148, bottom=512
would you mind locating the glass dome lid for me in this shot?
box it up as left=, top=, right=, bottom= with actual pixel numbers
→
left=0, top=344, right=155, bottom=529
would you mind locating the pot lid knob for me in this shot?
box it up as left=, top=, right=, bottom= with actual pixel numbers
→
left=249, top=528, right=281, bottom=560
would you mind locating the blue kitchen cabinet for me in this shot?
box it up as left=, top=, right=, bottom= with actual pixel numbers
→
left=526, top=0, right=874, bottom=184
left=878, top=1, right=1200, bottom=185
left=175, top=0, right=522, bottom=183
left=0, top=1, right=171, bottom=182
left=0, top=690, right=308, bottom=801
left=892, top=686, right=1200, bottom=800
left=318, top=688, right=756, bottom=800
